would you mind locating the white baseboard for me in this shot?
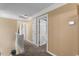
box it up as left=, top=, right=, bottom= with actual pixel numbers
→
left=47, top=50, right=56, bottom=56
left=26, top=39, right=38, bottom=47
left=46, top=42, right=56, bottom=56
left=26, top=39, right=32, bottom=44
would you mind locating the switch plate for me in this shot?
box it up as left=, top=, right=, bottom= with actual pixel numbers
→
left=68, top=21, right=75, bottom=25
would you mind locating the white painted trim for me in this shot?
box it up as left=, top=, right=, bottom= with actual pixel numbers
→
left=47, top=51, right=56, bottom=56
left=26, top=39, right=33, bottom=44
left=26, top=39, right=38, bottom=47
left=46, top=28, right=56, bottom=56
left=36, top=14, right=48, bottom=47
left=46, top=14, right=56, bottom=56
left=32, top=3, right=67, bottom=18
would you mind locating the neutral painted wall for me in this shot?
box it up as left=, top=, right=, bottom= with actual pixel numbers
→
left=25, top=21, right=32, bottom=42
left=48, top=4, right=79, bottom=56
left=0, top=18, right=17, bottom=56
left=77, top=5, right=79, bottom=55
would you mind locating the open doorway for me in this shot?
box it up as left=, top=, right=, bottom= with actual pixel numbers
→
left=39, top=15, right=48, bottom=46
left=36, top=14, right=48, bottom=47
left=32, top=14, right=48, bottom=47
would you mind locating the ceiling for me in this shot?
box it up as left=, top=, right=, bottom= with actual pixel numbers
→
left=0, top=3, right=53, bottom=20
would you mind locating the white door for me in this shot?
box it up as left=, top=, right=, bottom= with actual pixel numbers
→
left=32, top=14, right=48, bottom=47
left=39, top=19, right=47, bottom=46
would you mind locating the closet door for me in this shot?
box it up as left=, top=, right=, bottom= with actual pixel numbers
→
left=39, top=19, right=47, bottom=46
left=37, top=14, right=48, bottom=46
left=32, top=14, right=48, bottom=46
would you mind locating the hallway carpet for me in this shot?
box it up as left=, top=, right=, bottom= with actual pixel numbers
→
left=17, top=41, right=52, bottom=56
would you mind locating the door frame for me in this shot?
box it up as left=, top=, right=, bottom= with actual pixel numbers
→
left=39, top=16, right=48, bottom=46
left=36, top=14, right=48, bottom=47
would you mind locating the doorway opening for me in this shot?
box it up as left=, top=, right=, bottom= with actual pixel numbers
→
left=36, top=14, right=48, bottom=48
left=39, top=15, right=48, bottom=46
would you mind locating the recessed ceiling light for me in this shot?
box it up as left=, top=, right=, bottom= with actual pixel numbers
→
left=19, top=15, right=28, bottom=19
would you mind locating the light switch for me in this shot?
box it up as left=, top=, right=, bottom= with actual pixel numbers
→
left=68, top=21, right=75, bottom=25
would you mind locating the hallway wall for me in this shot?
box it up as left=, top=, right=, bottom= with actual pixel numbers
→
left=25, top=21, right=32, bottom=42
left=0, top=18, right=17, bottom=55
left=48, top=4, right=79, bottom=55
